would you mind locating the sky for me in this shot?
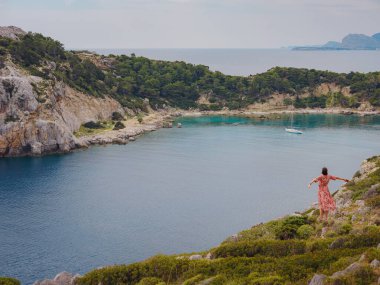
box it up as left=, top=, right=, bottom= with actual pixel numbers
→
left=0, top=0, right=379, bottom=49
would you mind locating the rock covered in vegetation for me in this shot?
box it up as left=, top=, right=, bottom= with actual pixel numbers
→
left=0, top=277, right=20, bottom=285
left=0, top=62, right=123, bottom=157
left=331, top=262, right=362, bottom=278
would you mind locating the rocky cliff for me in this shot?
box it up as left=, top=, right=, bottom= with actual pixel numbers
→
left=1, top=26, right=380, bottom=157
left=0, top=60, right=123, bottom=156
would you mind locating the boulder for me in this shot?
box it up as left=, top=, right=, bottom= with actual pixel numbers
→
left=354, top=200, right=365, bottom=207
left=321, top=227, right=328, bottom=238
left=308, top=274, right=327, bottom=285
left=33, top=272, right=80, bottom=285
left=358, top=254, right=366, bottom=262
left=329, top=237, right=346, bottom=249
left=363, top=183, right=380, bottom=199
left=334, top=190, right=353, bottom=209
left=370, top=259, right=380, bottom=268
left=189, top=254, right=202, bottom=260
left=53, top=272, right=74, bottom=285
left=0, top=26, right=26, bottom=39
left=331, top=262, right=361, bottom=279
left=197, top=277, right=217, bottom=285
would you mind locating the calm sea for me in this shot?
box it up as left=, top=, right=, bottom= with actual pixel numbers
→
left=94, top=49, right=380, bottom=75
left=1, top=114, right=380, bottom=284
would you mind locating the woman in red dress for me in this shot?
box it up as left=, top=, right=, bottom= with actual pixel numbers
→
left=308, top=167, right=349, bottom=223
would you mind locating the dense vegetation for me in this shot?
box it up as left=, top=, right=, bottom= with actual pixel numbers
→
left=73, top=156, right=380, bottom=285
left=1, top=32, right=380, bottom=111
left=0, top=277, right=20, bottom=285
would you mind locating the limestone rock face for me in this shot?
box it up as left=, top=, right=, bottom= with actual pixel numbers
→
left=33, top=271, right=80, bottom=285
left=0, top=62, right=123, bottom=157
left=0, top=26, right=26, bottom=40
left=189, top=254, right=203, bottom=260
left=331, top=262, right=361, bottom=279
left=308, top=274, right=327, bottom=285
left=371, top=259, right=380, bottom=268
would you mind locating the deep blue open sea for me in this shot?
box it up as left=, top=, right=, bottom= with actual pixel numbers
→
left=1, top=114, right=380, bottom=284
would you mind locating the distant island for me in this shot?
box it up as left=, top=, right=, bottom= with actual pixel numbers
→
left=293, top=32, right=380, bottom=51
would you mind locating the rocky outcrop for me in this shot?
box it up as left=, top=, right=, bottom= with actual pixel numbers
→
left=0, top=62, right=123, bottom=156
left=0, top=26, right=26, bottom=40
left=33, top=271, right=80, bottom=285
left=331, top=262, right=362, bottom=279
left=308, top=274, right=327, bottom=285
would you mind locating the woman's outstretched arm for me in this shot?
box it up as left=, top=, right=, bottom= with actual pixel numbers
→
left=333, top=176, right=350, bottom=183
left=308, top=177, right=318, bottom=189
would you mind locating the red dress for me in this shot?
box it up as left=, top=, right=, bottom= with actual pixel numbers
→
left=314, top=175, right=337, bottom=212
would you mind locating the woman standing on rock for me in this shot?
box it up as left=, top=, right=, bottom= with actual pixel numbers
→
left=308, top=167, right=349, bottom=223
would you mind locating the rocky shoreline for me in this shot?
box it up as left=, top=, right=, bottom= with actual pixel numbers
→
left=1, top=103, right=379, bottom=158
left=74, top=106, right=379, bottom=152
left=75, top=110, right=180, bottom=149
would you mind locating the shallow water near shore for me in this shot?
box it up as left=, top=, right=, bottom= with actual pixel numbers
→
left=1, top=114, right=380, bottom=284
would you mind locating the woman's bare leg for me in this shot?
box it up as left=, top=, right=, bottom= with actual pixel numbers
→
left=319, top=209, right=324, bottom=222
left=324, top=211, right=329, bottom=222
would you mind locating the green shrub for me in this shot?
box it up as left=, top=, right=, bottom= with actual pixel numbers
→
left=296, top=225, right=314, bottom=239
left=4, top=114, right=19, bottom=124
left=306, top=239, right=332, bottom=252
left=275, top=216, right=309, bottom=240
left=207, top=275, right=227, bottom=285
left=283, top=98, right=293, bottom=106
left=248, top=274, right=284, bottom=285
left=182, top=274, right=204, bottom=285
left=337, top=223, right=353, bottom=235
left=326, top=92, right=349, bottom=107
left=366, top=195, right=380, bottom=208
left=213, top=239, right=306, bottom=258
left=325, top=265, right=375, bottom=285
left=0, top=277, right=20, bottom=285
left=344, top=231, right=380, bottom=248
left=83, top=121, right=103, bottom=129
left=136, top=277, right=163, bottom=285
left=0, top=46, right=7, bottom=56
left=113, top=121, right=125, bottom=130
left=111, top=111, right=124, bottom=121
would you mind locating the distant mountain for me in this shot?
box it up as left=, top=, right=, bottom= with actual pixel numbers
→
left=293, top=32, right=380, bottom=50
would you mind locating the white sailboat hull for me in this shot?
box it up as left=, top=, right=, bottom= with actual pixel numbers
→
left=285, top=128, right=303, bottom=134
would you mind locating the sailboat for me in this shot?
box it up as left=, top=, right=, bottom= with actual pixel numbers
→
left=285, top=113, right=303, bottom=134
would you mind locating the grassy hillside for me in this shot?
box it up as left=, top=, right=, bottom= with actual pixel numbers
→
left=1, top=32, right=380, bottom=112
left=71, top=156, right=380, bottom=285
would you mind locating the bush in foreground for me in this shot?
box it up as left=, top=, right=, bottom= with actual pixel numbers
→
left=0, top=277, right=21, bottom=285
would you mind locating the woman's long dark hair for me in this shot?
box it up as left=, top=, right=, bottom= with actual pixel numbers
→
left=322, top=167, right=328, bottom=175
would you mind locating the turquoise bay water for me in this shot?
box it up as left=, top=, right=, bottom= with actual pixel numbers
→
left=1, top=114, right=380, bottom=284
